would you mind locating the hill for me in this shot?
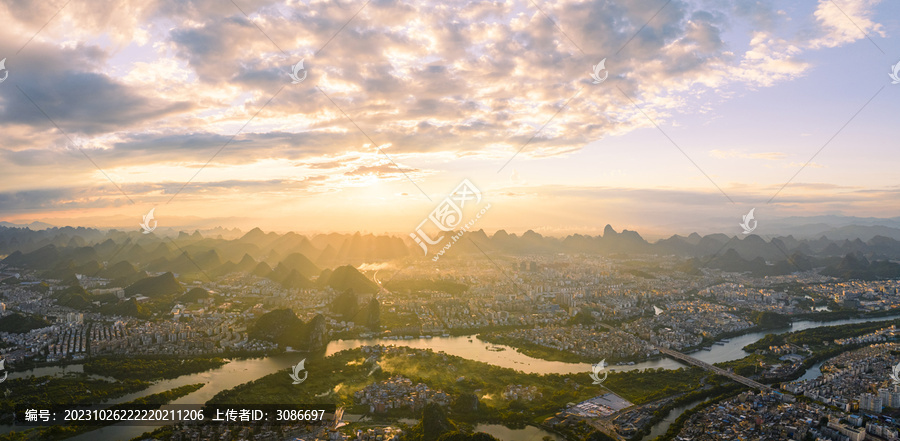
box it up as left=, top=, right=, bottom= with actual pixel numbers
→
left=100, top=298, right=151, bottom=319
left=248, top=309, right=328, bottom=350
left=278, top=253, right=320, bottom=279
left=0, top=313, right=51, bottom=333
left=330, top=290, right=359, bottom=321
left=322, top=265, right=378, bottom=294
left=181, top=287, right=211, bottom=303
left=124, top=272, right=184, bottom=297
left=53, top=286, right=94, bottom=310
left=821, top=253, right=900, bottom=280
left=404, top=402, right=458, bottom=441
left=97, top=260, right=145, bottom=285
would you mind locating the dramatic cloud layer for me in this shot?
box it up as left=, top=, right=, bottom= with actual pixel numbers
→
left=0, top=0, right=896, bottom=234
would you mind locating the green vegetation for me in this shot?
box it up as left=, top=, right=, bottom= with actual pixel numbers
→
left=385, top=279, right=469, bottom=296
left=403, top=402, right=458, bottom=441
left=210, top=345, right=704, bottom=435
left=715, top=353, right=775, bottom=378
left=0, top=313, right=51, bottom=333
left=0, top=375, right=149, bottom=423
left=118, top=383, right=204, bottom=406
left=744, top=318, right=900, bottom=353
left=624, top=269, right=655, bottom=279
left=321, top=265, right=378, bottom=294
left=749, top=311, right=792, bottom=329
left=99, top=298, right=151, bottom=319
left=247, top=308, right=327, bottom=350
left=97, top=260, right=144, bottom=286
left=84, top=357, right=226, bottom=381
left=552, top=420, right=597, bottom=441
left=381, top=309, right=422, bottom=332
left=566, top=309, right=598, bottom=326
left=821, top=253, right=900, bottom=280
left=584, top=431, right=617, bottom=441
left=0, top=384, right=203, bottom=441
left=480, top=331, right=622, bottom=365
left=129, top=426, right=176, bottom=441
left=180, top=287, right=210, bottom=303
left=208, top=348, right=369, bottom=407
left=210, top=346, right=614, bottom=426
left=124, top=272, right=184, bottom=297
left=601, top=367, right=706, bottom=404
left=53, top=286, right=93, bottom=310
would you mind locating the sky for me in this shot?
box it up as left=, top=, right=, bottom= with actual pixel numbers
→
left=0, top=0, right=899, bottom=238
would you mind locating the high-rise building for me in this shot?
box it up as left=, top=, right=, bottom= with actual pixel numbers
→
left=860, top=393, right=883, bottom=413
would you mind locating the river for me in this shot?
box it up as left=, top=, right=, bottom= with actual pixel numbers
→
left=9, top=313, right=900, bottom=440
left=637, top=398, right=706, bottom=441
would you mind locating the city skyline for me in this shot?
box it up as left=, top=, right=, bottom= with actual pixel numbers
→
left=1, top=0, right=899, bottom=237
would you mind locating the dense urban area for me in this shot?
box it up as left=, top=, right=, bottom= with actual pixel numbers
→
left=2, top=225, right=900, bottom=441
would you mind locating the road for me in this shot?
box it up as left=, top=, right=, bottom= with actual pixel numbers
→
left=653, top=346, right=774, bottom=392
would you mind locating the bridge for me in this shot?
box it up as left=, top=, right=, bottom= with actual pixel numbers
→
left=600, top=324, right=774, bottom=392
left=653, top=346, right=774, bottom=392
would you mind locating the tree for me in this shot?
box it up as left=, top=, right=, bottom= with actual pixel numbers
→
left=584, top=431, right=616, bottom=441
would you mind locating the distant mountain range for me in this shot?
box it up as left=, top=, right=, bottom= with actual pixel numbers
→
left=0, top=221, right=57, bottom=230
left=2, top=223, right=900, bottom=280
left=4, top=214, right=900, bottom=240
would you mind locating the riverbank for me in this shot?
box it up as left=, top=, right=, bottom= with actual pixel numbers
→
left=7, top=313, right=900, bottom=441
left=0, top=383, right=204, bottom=441
left=7, top=349, right=281, bottom=378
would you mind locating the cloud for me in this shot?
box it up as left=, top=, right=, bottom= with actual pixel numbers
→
left=344, top=162, right=421, bottom=178
left=730, top=32, right=809, bottom=87
left=807, top=0, right=885, bottom=49
left=0, top=44, right=191, bottom=133
left=0, top=0, right=887, bottom=224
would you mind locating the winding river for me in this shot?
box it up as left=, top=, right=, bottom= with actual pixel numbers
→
left=7, top=313, right=899, bottom=441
